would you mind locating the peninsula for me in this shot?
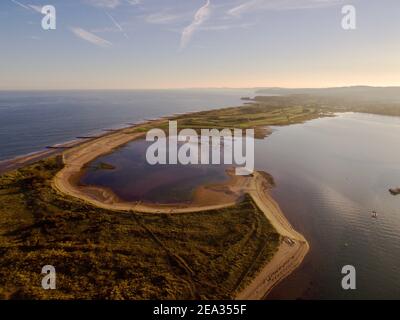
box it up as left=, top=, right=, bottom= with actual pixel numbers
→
left=0, top=97, right=326, bottom=299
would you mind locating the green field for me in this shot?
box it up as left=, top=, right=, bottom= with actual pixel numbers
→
left=127, top=99, right=332, bottom=139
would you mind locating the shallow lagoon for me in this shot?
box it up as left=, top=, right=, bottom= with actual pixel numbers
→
left=81, top=139, right=231, bottom=204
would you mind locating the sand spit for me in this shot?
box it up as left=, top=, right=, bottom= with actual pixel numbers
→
left=49, top=120, right=309, bottom=299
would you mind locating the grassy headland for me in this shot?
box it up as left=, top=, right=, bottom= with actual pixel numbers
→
left=125, top=98, right=332, bottom=139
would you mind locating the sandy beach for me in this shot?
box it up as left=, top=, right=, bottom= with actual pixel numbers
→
left=48, top=120, right=309, bottom=299
left=236, top=173, right=309, bottom=299
left=236, top=241, right=309, bottom=299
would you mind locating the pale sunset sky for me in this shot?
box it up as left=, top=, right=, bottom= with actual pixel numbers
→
left=1, top=0, right=399, bottom=90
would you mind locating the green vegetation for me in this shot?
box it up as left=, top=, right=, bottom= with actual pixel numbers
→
left=122, top=95, right=354, bottom=141
left=122, top=100, right=329, bottom=139
left=176, top=103, right=326, bottom=130
left=0, top=157, right=280, bottom=299
left=92, top=162, right=116, bottom=171
left=253, top=91, right=400, bottom=118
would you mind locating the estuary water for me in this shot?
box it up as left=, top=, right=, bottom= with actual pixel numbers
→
left=260, top=113, right=400, bottom=299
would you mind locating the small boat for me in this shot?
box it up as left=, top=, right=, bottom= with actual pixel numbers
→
left=372, top=211, right=378, bottom=219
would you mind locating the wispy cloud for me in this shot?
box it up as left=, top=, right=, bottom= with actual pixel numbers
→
left=200, top=22, right=255, bottom=31
left=105, top=11, right=129, bottom=39
left=180, top=0, right=211, bottom=50
left=10, top=1, right=50, bottom=14
left=11, top=0, right=32, bottom=11
left=10, top=0, right=31, bottom=10
left=145, top=12, right=181, bottom=25
left=28, top=4, right=43, bottom=13
left=228, top=0, right=344, bottom=17
left=125, top=0, right=141, bottom=4
left=85, top=0, right=140, bottom=9
left=85, top=0, right=121, bottom=8
left=70, top=27, right=112, bottom=47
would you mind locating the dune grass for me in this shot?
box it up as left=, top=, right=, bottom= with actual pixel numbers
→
left=0, top=157, right=280, bottom=299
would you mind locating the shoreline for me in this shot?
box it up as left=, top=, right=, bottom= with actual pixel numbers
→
left=235, top=174, right=309, bottom=299
left=1, top=114, right=309, bottom=299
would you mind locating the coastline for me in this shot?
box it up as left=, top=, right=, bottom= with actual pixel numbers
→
left=0, top=114, right=309, bottom=299
left=235, top=174, right=309, bottom=299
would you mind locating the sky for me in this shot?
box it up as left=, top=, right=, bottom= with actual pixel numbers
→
left=0, top=0, right=400, bottom=90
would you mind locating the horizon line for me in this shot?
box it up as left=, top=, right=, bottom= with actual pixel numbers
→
left=2, top=85, right=400, bottom=92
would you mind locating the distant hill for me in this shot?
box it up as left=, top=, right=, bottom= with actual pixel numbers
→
left=252, top=86, right=400, bottom=117
left=255, top=86, right=400, bottom=103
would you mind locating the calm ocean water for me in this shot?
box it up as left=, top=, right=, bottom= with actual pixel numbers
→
left=0, top=90, right=250, bottom=161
